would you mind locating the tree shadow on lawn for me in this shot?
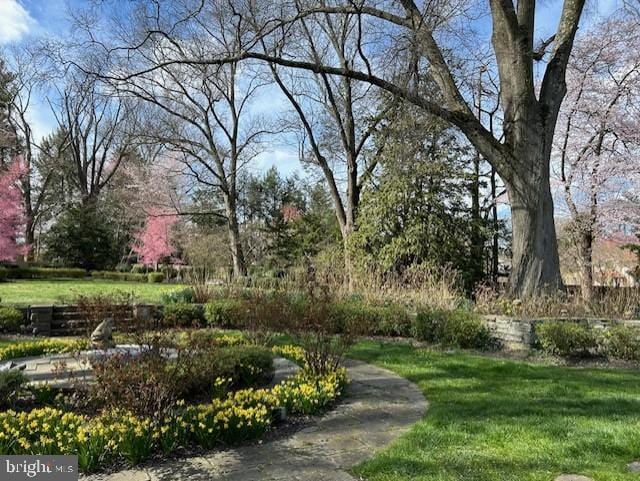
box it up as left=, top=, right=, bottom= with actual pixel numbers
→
left=349, top=341, right=640, bottom=481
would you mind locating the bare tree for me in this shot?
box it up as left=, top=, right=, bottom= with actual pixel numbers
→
left=51, top=73, right=135, bottom=206
left=263, top=10, right=385, bottom=281
left=6, top=49, right=57, bottom=259
left=103, top=2, right=271, bottom=277
left=83, top=0, right=593, bottom=296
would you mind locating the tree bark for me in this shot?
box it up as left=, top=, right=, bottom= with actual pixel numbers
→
left=224, top=195, right=246, bottom=278
left=578, top=228, right=594, bottom=302
left=506, top=162, right=562, bottom=297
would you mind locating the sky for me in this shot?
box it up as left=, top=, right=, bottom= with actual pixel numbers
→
left=0, top=0, right=625, bottom=180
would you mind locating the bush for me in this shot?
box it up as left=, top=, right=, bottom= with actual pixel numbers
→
left=0, top=339, right=88, bottom=361
left=0, top=306, right=23, bottom=333
left=0, top=370, right=27, bottom=408
left=535, top=321, right=598, bottom=357
left=0, top=267, right=8, bottom=282
left=412, top=308, right=493, bottom=349
left=601, top=324, right=640, bottom=361
left=329, top=300, right=412, bottom=337
left=2, top=267, right=87, bottom=280
left=0, top=355, right=346, bottom=473
left=90, top=271, right=148, bottom=283
left=161, top=288, right=195, bottom=304
left=179, top=345, right=274, bottom=397
left=204, top=299, right=245, bottom=327
left=162, top=303, right=204, bottom=327
left=147, top=272, right=164, bottom=283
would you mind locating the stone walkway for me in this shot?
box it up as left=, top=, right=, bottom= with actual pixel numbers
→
left=83, top=359, right=428, bottom=481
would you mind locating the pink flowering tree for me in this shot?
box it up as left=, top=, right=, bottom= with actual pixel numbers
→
left=132, top=209, right=178, bottom=268
left=0, top=157, right=28, bottom=262
left=553, top=15, right=640, bottom=300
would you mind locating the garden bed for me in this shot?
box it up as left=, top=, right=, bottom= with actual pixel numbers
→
left=0, top=335, right=348, bottom=473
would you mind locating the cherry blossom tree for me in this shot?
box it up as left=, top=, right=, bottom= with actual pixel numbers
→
left=0, top=157, right=28, bottom=262
left=132, top=209, right=178, bottom=268
left=554, top=15, right=640, bottom=300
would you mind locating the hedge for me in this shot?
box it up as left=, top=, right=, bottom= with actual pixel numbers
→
left=0, top=267, right=87, bottom=280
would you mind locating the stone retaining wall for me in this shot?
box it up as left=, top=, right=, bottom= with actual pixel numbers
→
left=18, top=304, right=162, bottom=337
left=482, top=315, right=640, bottom=350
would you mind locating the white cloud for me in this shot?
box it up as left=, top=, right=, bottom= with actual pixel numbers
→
left=0, top=0, right=35, bottom=44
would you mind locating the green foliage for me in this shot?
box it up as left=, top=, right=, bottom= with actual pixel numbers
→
left=0, top=339, right=88, bottom=361
left=535, top=321, right=598, bottom=357
left=204, top=299, right=244, bottom=327
left=412, top=308, right=493, bottom=349
left=0, top=306, right=23, bottom=332
left=147, top=272, right=164, bottom=283
left=90, top=271, right=148, bottom=283
left=351, top=101, right=481, bottom=288
left=0, top=370, right=27, bottom=408
left=161, top=303, right=204, bottom=327
left=191, top=345, right=274, bottom=392
left=0, top=267, right=87, bottom=279
left=0, top=267, right=8, bottom=282
left=601, top=324, right=640, bottom=361
left=45, top=204, right=121, bottom=271
left=161, top=288, right=195, bottom=304
left=329, top=300, right=413, bottom=337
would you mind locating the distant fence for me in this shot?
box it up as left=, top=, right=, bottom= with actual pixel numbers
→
left=17, top=304, right=163, bottom=337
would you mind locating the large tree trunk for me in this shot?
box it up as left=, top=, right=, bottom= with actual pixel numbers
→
left=506, top=161, right=563, bottom=297
left=224, top=196, right=246, bottom=278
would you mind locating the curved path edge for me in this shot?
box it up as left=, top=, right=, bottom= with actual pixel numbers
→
left=83, top=359, right=428, bottom=481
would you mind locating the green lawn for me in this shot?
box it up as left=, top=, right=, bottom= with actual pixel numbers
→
left=0, top=279, right=186, bottom=306
left=350, top=341, right=640, bottom=481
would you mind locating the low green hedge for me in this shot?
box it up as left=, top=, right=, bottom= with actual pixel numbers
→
left=0, top=306, right=23, bottom=333
left=602, top=324, right=640, bottom=361
left=0, top=370, right=27, bottom=409
left=162, top=303, right=205, bottom=327
left=204, top=299, right=245, bottom=328
left=329, top=300, right=413, bottom=337
left=412, top=308, right=494, bottom=349
left=161, top=288, right=195, bottom=304
left=147, top=272, right=164, bottom=283
left=535, top=321, right=598, bottom=357
left=1, top=267, right=87, bottom=279
left=0, top=339, right=89, bottom=361
left=91, top=271, right=149, bottom=283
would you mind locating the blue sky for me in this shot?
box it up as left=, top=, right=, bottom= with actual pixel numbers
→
left=0, top=0, right=624, bottom=179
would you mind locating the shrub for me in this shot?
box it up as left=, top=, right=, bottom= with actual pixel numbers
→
left=161, top=288, right=194, bottom=304
left=90, top=351, right=182, bottom=418
left=601, top=324, right=640, bottom=361
left=178, top=345, right=274, bottom=397
left=2, top=267, right=87, bottom=280
left=147, top=272, right=164, bottom=283
left=90, top=271, right=148, bottom=283
left=329, top=300, right=412, bottom=337
left=161, top=303, right=204, bottom=327
left=412, top=308, right=493, bottom=349
left=0, top=306, right=23, bottom=333
left=0, top=267, right=8, bottom=282
left=204, top=299, right=245, bottom=327
left=0, top=339, right=88, bottom=361
left=536, top=320, right=598, bottom=357
left=0, top=358, right=346, bottom=473
left=0, top=370, right=27, bottom=408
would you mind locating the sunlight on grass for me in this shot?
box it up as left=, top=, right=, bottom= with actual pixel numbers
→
left=349, top=341, right=640, bottom=481
left=0, top=279, right=186, bottom=306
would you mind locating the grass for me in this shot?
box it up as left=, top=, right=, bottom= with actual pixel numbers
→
left=349, top=340, right=640, bottom=481
left=0, top=279, right=186, bottom=306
